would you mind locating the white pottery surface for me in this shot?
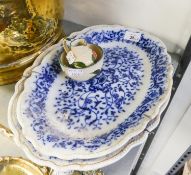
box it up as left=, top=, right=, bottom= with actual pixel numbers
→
left=9, top=25, right=173, bottom=161
left=8, top=76, right=169, bottom=171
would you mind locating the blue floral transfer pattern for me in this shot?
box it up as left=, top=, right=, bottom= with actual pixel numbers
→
left=21, top=27, right=170, bottom=153
left=54, top=47, right=144, bottom=131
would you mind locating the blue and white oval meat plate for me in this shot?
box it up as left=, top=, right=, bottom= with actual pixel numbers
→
left=8, top=43, right=170, bottom=171
left=14, top=25, right=173, bottom=160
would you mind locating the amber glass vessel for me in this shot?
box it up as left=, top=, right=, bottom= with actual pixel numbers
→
left=0, top=0, right=63, bottom=85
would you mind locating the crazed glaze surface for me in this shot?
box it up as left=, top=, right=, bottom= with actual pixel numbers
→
left=14, top=25, right=173, bottom=160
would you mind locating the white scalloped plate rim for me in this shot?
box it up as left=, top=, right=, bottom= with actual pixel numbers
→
left=8, top=74, right=168, bottom=171
left=9, top=25, right=173, bottom=160
left=8, top=73, right=166, bottom=171
left=8, top=42, right=171, bottom=170
left=8, top=72, right=148, bottom=171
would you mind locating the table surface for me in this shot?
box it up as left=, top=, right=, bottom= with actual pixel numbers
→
left=0, top=20, right=179, bottom=175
